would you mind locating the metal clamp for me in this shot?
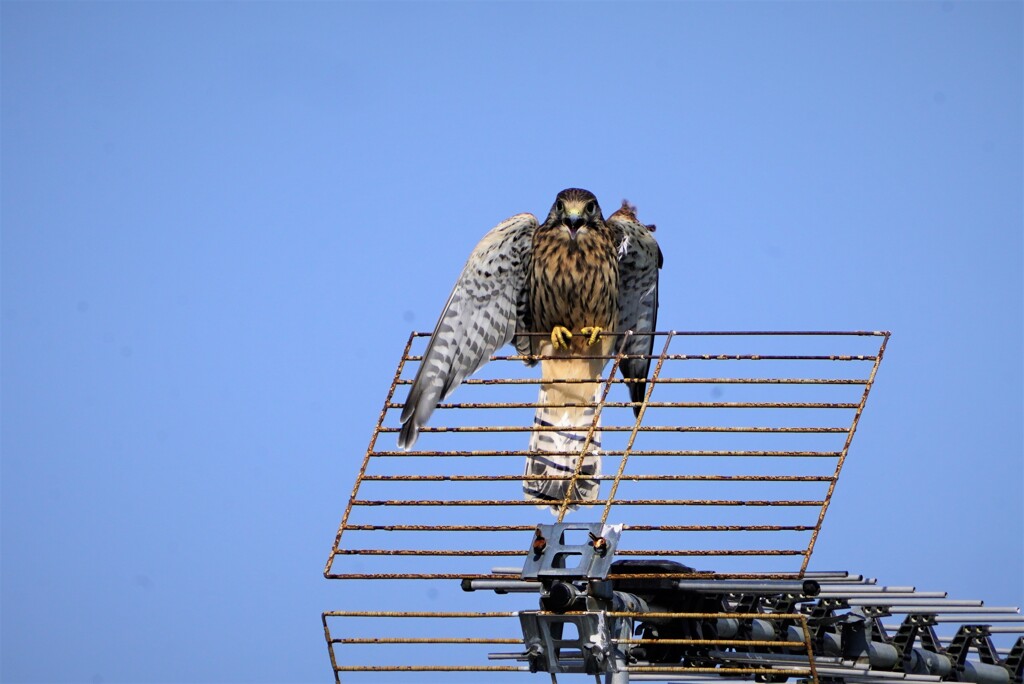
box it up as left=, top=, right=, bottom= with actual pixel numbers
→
left=518, top=611, right=614, bottom=675
left=520, top=522, right=622, bottom=580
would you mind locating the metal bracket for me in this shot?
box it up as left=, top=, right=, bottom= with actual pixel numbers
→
left=520, top=522, right=622, bottom=580
left=519, top=611, right=615, bottom=675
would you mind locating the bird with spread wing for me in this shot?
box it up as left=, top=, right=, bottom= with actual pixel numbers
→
left=398, top=188, right=663, bottom=511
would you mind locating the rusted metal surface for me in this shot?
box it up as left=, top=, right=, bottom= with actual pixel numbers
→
left=323, top=330, right=890, bottom=681
left=379, top=424, right=852, bottom=433
left=360, top=474, right=833, bottom=482
left=396, top=376, right=871, bottom=385
left=400, top=400, right=863, bottom=409
left=327, top=571, right=831, bottom=580
left=369, top=449, right=844, bottom=457
left=334, top=548, right=805, bottom=557
left=627, top=666, right=813, bottom=675
left=600, top=333, right=673, bottom=525
left=341, top=523, right=814, bottom=531
left=327, top=330, right=889, bottom=580
left=325, top=611, right=519, bottom=618
left=800, top=332, right=890, bottom=574
left=323, top=610, right=820, bottom=680
left=351, top=497, right=824, bottom=505
left=333, top=665, right=529, bottom=672
left=334, top=637, right=523, bottom=644
left=323, top=334, right=414, bottom=578
left=605, top=611, right=806, bottom=619
left=615, top=638, right=806, bottom=647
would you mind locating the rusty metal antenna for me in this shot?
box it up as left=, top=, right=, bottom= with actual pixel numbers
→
left=322, top=330, right=1023, bottom=684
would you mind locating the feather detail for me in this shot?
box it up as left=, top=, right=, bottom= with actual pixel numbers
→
left=398, top=213, right=537, bottom=449
left=607, top=203, right=663, bottom=417
left=399, top=191, right=662, bottom=525
left=522, top=336, right=614, bottom=513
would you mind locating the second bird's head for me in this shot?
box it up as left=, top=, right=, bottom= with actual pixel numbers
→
left=547, top=188, right=603, bottom=241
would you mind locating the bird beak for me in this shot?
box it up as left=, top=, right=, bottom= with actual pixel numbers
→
left=564, top=212, right=584, bottom=240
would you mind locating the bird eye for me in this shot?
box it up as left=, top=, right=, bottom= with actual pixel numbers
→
left=584, top=200, right=596, bottom=215
left=556, top=200, right=565, bottom=213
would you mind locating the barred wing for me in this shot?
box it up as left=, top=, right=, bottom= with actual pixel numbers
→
left=608, top=203, right=663, bottom=417
left=398, top=213, right=537, bottom=449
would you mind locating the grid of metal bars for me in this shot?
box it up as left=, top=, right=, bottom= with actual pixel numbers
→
left=323, top=330, right=890, bottom=680
left=322, top=611, right=820, bottom=680
left=326, top=330, right=888, bottom=580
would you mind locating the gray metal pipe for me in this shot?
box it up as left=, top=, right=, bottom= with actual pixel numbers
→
left=675, top=579, right=820, bottom=595
left=962, top=660, right=1011, bottom=684
left=716, top=618, right=778, bottom=640
left=490, top=566, right=525, bottom=575
left=627, top=676, right=752, bottom=683
left=811, top=665, right=940, bottom=681
left=716, top=617, right=740, bottom=638
left=818, top=592, right=946, bottom=599
left=811, top=573, right=868, bottom=583
left=977, top=625, right=1024, bottom=633
left=908, top=648, right=1017, bottom=684
left=906, top=647, right=952, bottom=677
left=818, top=585, right=918, bottom=593
left=846, top=599, right=984, bottom=607
left=787, top=625, right=842, bottom=654
left=706, top=649, right=846, bottom=666
left=877, top=606, right=1020, bottom=615
left=803, top=571, right=860, bottom=580
left=883, top=623, right=1024, bottom=634
left=607, top=656, right=630, bottom=684
left=864, top=642, right=900, bottom=669
left=930, top=613, right=1023, bottom=621
left=783, top=626, right=900, bottom=669
left=461, top=579, right=541, bottom=592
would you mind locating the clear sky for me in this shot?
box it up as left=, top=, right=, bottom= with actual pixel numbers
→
left=2, top=2, right=1021, bottom=682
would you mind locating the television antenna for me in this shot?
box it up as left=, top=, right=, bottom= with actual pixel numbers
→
left=323, top=330, right=1022, bottom=683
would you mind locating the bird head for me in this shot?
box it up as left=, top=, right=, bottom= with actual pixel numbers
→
left=547, top=188, right=603, bottom=241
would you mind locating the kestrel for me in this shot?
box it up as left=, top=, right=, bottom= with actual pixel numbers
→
left=398, top=188, right=663, bottom=510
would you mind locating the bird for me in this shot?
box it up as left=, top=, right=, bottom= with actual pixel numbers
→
left=397, top=188, right=662, bottom=512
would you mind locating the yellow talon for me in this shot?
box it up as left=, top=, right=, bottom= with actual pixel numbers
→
left=580, top=326, right=603, bottom=346
left=551, top=326, right=573, bottom=349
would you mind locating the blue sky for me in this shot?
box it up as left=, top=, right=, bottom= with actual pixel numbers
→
left=2, top=2, right=1021, bottom=682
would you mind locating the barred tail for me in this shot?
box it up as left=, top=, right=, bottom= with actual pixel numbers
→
left=522, top=361, right=605, bottom=513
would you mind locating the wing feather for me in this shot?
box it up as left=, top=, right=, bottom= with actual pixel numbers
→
left=397, top=213, right=537, bottom=448
left=608, top=203, right=663, bottom=416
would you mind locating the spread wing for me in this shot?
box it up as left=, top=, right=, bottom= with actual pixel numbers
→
left=608, top=202, right=663, bottom=417
left=398, top=213, right=538, bottom=449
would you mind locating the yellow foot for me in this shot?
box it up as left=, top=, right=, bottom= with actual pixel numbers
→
left=580, top=326, right=604, bottom=346
left=550, top=326, right=573, bottom=350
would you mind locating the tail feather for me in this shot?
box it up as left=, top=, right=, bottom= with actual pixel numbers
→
left=522, top=396, right=603, bottom=509
left=522, top=339, right=613, bottom=513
